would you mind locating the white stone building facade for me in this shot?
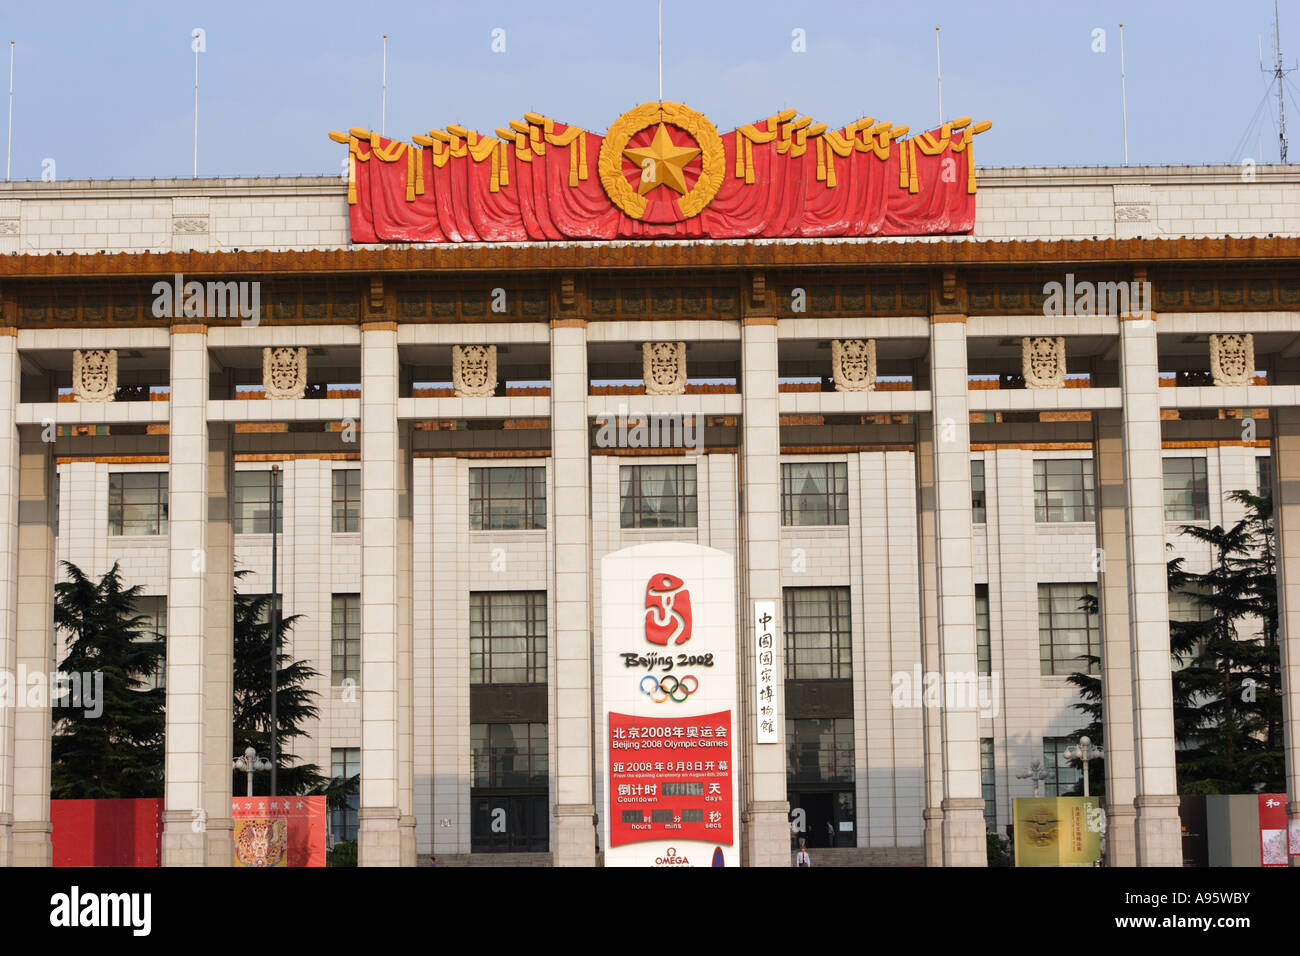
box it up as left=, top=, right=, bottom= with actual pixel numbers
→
left=0, top=164, right=1297, bottom=866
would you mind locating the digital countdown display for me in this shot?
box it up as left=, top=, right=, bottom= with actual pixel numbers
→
left=608, top=710, right=733, bottom=848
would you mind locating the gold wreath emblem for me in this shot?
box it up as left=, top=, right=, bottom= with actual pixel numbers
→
left=598, top=102, right=725, bottom=221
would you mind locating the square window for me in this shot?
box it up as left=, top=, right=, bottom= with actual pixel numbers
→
left=470, top=592, right=547, bottom=684
left=329, top=747, right=360, bottom=843
left=783, top=587, right=851, bottom=680
left=1038, top=583, right=1099, bottom=676
left=331, top=594, right=361, bottom=685
left=1163, top=457, right=1209, bottom=521
left=233, top=469, right=283, bottom=535
left=781, top=462, right=849, bottom=526
left=469, top=467, right=546, bottom=530
left=619, top=464, right=697, bottom=529
left=332, top=469, right=361, bottom=533
left=1033, top=459, right=1095, bottom=523
left=108, top=472, right=168, bottom=536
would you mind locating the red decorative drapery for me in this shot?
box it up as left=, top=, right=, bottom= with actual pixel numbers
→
left=334, top=104, right=991, bottom=244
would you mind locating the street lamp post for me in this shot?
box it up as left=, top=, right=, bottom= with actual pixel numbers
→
left=234, top=746, right=272, bottom=798
left=269, top=464, right=281, bottom=798
left=1063, top=735, right=1104, bottom=797
left=1016, top=759, right=1050, bottom=797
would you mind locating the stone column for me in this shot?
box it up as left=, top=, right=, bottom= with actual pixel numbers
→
left=1118, top=311, right=1181, bottom=866
left=927, top=313, right=985, bottom=867
left=161, top=326, right=210, bottom=866
left=358, top=320, right=402, bottom=866
left=397, top=423, right=416, bottom=865
left=986, top=449, right=1039, bottom=834
left=1092, top=409, right=1138, bottom=866
left=1272, top=406, right=1300, bottom=862
left=0, top=332, right=18, bottom=865
left=12, top=433, right=54, bottom=866
left=202, top=420, right=235, bottom=866
left=428, top=458, right=468, bottom=855
left=914, top=418, right=945, bottom=865
left=739, top=308, right=790, bottom=867
left=411, top=456, right=434, bottom=856
left=549, top=317, right=597, bottom=865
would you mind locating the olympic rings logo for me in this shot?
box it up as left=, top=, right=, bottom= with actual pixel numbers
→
left=639, top=674, right=699, bottom=703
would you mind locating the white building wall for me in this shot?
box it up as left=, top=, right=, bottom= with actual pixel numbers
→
left=0, top=165, right=1295, bottom=256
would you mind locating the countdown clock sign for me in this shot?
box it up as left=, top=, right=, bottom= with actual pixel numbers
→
left=600, top=542, right=739, bottom=867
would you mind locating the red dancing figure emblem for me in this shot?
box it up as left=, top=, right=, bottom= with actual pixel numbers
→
left=644, top=573, right=692, bottom=646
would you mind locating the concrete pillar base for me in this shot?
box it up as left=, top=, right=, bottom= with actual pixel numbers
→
left=160, top=810, right=206, bottom=867
left=0, top=813, right=10, bottom=867
left=399, top=814, right=417, bottom=866
left=741, top=800, right=791, bottom=867
left=12, top=821, right=51, bottom=866
left=204, top=817, right=234, bottom=867
left=940, top=798, right=987, bottom=867
left=358, top=807, right=402, bottom=867
left=923, top=807, right=944, bottom=866
left=1105, top=802, right=1137, bottom=867
left=1134, top=794, right=1183, bottom=866
left=552, top=803, right=596, bottom=866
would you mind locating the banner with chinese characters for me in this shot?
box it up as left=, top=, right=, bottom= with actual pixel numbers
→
left=1258, top=793, right=1289, bottom=866
left=608, top=711, right=733, bottom=851
left=601, top=542, right=739, bottom=867
left=1013, top=797, right=1102, bottom=867
left=753, top=600, right=778, bottom=744
left=231, top=796, right=327, bottom=867
left=331, top=102, right=991, bottom=243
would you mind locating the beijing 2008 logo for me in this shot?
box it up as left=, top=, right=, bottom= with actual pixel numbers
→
left=645, top=573, right=691, bottom=646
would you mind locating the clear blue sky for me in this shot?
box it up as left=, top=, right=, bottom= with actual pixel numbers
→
left=0, top=0, right=1295, bottom=180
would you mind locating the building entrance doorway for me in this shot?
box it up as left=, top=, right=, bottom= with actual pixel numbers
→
left=789, top=789, right=854, bottom=848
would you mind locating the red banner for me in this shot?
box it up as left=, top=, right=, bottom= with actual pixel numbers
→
left=608, top=709, right=733, bottom=848
left=52, top=798, right=163, bottom=867
left=335, top=103, right=990, bottom=243
left=231, top=796, right=327, bottom=867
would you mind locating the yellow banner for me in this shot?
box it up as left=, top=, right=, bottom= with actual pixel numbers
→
left=1013, top=797, right=1102, bottom=867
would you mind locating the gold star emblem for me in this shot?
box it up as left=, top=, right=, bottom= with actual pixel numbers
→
left=622, top=123, right=701, bottom=196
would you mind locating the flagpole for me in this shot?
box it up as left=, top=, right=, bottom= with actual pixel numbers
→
left=6, top=41, right=13, bottom=182
left=935, top=27, right=943, bottom=126
left=657, top=2, right=663, bottom=101
left=193, top=33, right=199, bottom=177
left=1120, top=24, right=1129, bottom=166
left=381, top=35, right=388, bottom=136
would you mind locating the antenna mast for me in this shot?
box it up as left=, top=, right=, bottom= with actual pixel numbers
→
left=1262, top=1, right=1295, bottom=163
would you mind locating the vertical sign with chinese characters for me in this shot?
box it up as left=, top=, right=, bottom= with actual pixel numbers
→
left=753, top=600, right=778, bottom=743
left=601, top=542, right=739, bottom=867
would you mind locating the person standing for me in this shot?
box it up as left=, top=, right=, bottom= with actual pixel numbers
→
left=795, top=839, right=811, bottom=868
left=825, top=819, right=835, bottom=849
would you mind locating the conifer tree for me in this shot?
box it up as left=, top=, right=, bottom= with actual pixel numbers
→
left=51, top=561, right=165, bottom=799
left=231, top=571, right=326, bottom=796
